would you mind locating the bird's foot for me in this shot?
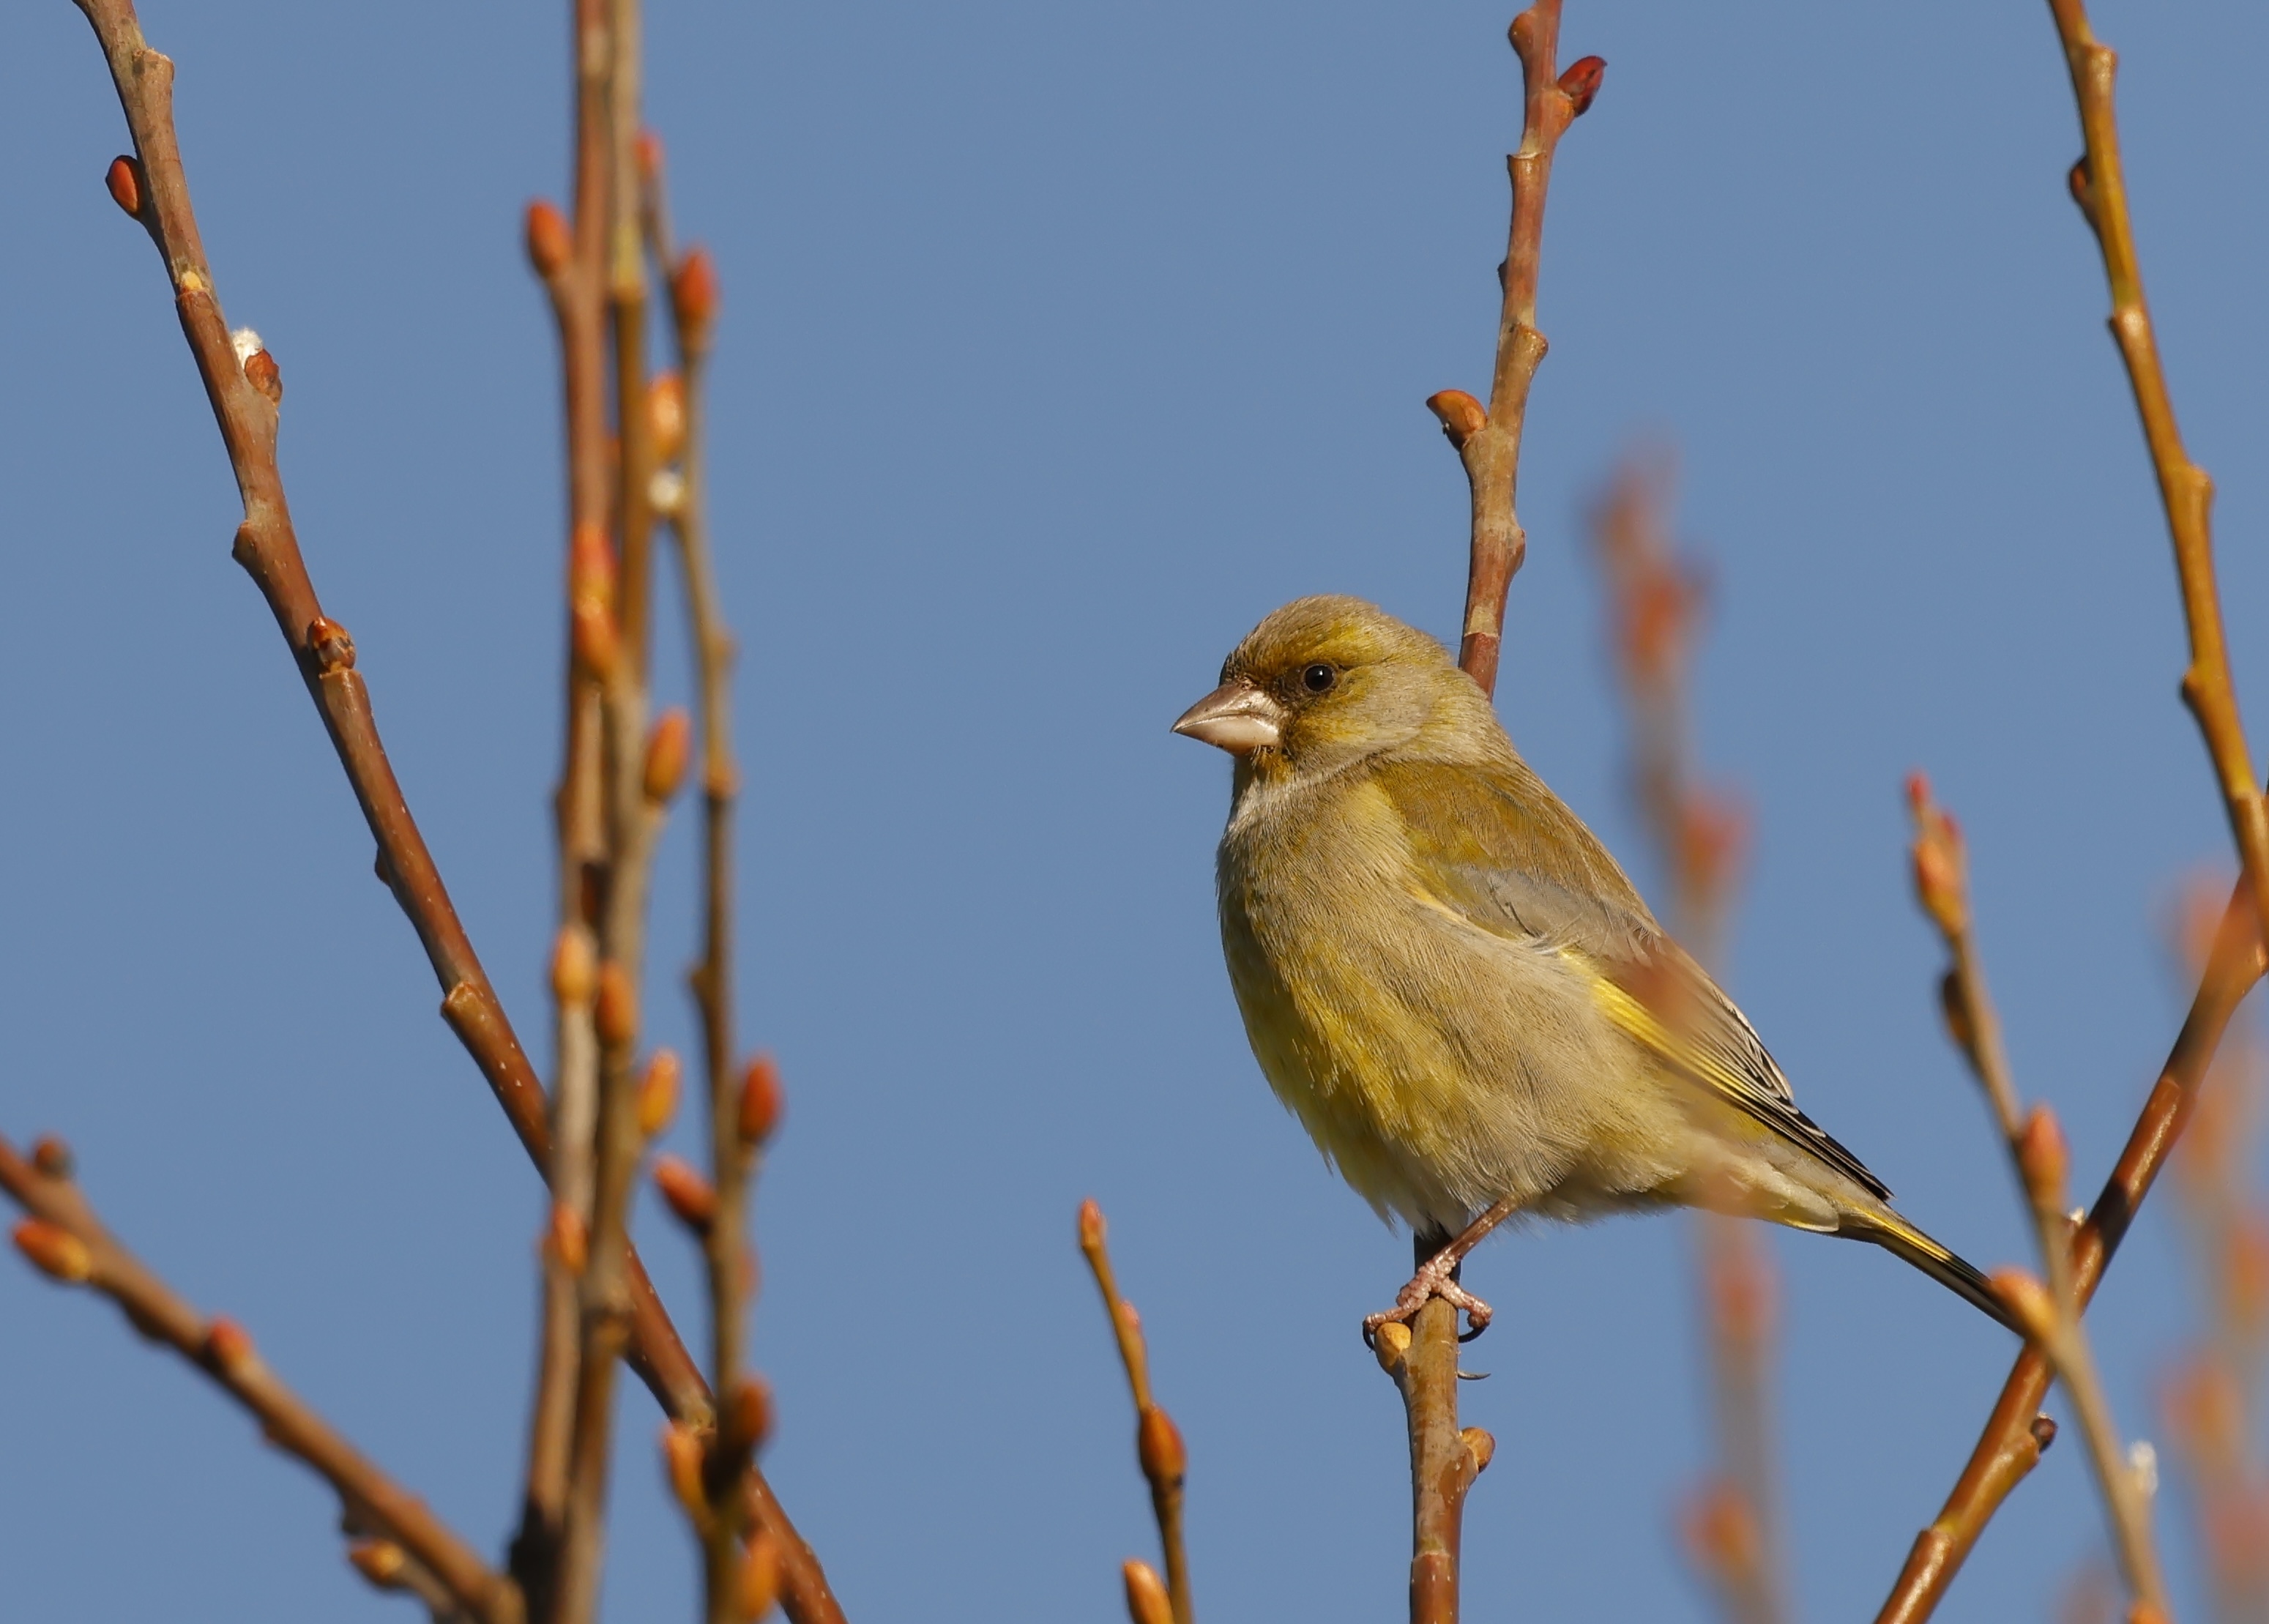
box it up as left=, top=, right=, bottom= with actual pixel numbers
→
left=1362, top=1257, right=1494, bottom=1345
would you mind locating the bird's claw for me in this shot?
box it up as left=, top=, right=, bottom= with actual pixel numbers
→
left=1361, top=1262, right=1494, bottom=1346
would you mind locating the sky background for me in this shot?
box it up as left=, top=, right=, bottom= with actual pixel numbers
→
left=1, top=1, right=2265, bottom=1620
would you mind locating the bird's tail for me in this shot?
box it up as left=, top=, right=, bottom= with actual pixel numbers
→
left=1844, top=1209, right=2018, bottom=1334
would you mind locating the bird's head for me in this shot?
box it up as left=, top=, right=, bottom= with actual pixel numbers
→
left=1173, top=595, right=1485, bottom=777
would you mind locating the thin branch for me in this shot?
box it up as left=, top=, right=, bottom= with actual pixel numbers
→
left=67, top=0, right=712, bottom=1431
left=1078, top=1202, right=1193, bottom=1624
left=2047, top=0, right=2269, bottom=955
left=1372, top=1311, right=1494, bottom=1624
left=0, top=1136, right=522, bottom=1624
left=1426, top=2, right=1603, bottom=696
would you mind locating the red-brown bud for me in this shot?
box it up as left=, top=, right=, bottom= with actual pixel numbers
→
left=1078, top=1197, right=1106, bottom=1254
left=548, top=1202, right=589, bottom=1275
left=1681, top=1477, right=1760, bottom=1579
left=346, top=1539, right=407, bottom=1590
left=244, top=348, right=283, bottom=405
left=306, top=616, right=357, bottom=673
left=205, top=1316, right=258, bottom=1374
left=1136, top=1404, right=1185, bottom=1484
left=649, top=370, right=688, bottom=466
left=569, top=521, right=616, bottom=609
left=1426, top=389, right=1488, bottom=450
left=1906, top=772, right=1970, bottom=939
left=636, top=1048, right=683, bottom=1139
left=571, top=600, right=619, bottom=679
left=1937, top=969, right=1975, bottom=1056
left=12, top=1220, right=92, bottom=1284
left=2068, top=158, right=2094, bottom=224
left=1122, top=1560, right=1172, bottom=1624
left=1989, top=1267, right=2058, bottom=1345
left=1461, top=1426, right=1496, bottom=1474
left=2016, top=1104, right=2070, bottom=1208
left=525, top=199, right=572, bottom=282
left=635, top=129, right=665, bottom=185
left=672, top=247, right=721, bottom=350
left=595, top=964, right=637, bottom=1048
left=655, top=1155, right=718, bottom=1231
left=105, top=155, right=144, bottom=218
left=31, top=1136, right=74, bottom=1180
left=2030, top=1413, right=2058, bottom=1455
left=1558, top=55, right=1607, bottom=117
left=739, top=1531, right=785, bottom=1620
left=643, top=708, right=692, bottom=803
left=551, top=926, right=597, bottom=1008
left=722, top=1375, right=774, bottom=1456
left=662, top=1421, right=707, bottom=1518
left=737, top=1054, right=783, bottom=1145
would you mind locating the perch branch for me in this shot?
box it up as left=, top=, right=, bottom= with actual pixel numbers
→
left=1873, top=876, right=2264, bottom=1623
left=1078, top=1201, right=1193, bottom=1624
left=0, top=1136, right=521, bottom=1624
left=1373, top=1314, right=1494, bottom=1624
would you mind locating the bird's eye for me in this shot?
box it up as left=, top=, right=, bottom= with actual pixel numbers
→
left=1302, top=663, right=1337, bottom=693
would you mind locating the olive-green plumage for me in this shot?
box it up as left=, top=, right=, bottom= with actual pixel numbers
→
left=1176, top=594, right=2011, bottom=1330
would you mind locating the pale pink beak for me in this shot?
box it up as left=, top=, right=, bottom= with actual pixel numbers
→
left=1172, top=679, right=1286, bottom=755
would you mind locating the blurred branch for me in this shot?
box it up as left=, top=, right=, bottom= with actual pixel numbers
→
left=1584, top=456, right=1782, bottom=1624
left=2161, top=879, right=2269, bottom=1624
left=0, top=1136, right=522, bottom=1624
left=1079, top=1202, right=1193, bottom=1624
left=1426, top=0, right=1603, bottom=697
left=1873, top=878, right=2265, bottom=1624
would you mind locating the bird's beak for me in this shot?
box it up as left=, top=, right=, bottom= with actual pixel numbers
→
left=1172, top=679, right=1286, bottom=755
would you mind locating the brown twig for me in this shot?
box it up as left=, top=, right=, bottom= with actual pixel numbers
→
left=1426, top=1, right=1603, bottom=696
left=1584, top=456, right=1782, bottom=1624
left=1374, top=12, right=1598, bottom=1620
left=1078, top=1201, right=1193, bottom=1624
left=1872, top=876, right=2264, bottom=1624
left=2048, top=0, right=2269, bottom=952
left=1907, top=778, right=2170, bottom=1620
left=0, top=1136, right=522, bottom=1624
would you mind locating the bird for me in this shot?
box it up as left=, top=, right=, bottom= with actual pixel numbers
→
left=1171, top=593, right=2014, bottom=1340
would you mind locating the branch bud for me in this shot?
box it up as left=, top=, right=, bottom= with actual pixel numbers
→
left=31, top=1136, right=75, bottom=1180
left=305, top=616, right=357, bottom=673
left=205, top=1316, right=258, bottom=1376
left=655, top=1155, right=718, bottom=1232
left=571, top=600, right=619, bottom=679
left=105, top=155, right=144, bottom=218
left=649, top=371, right=688, bottom=467
left=636, top=1049, right=683, bottom=1139
left=1122, top=1560, right=1172, bottom=1624
left=1136, top=1404, right=1185, bottom=1485
left=2016, top=1104, right=2071, bottom=1209
left=1558, top=55, right=1607, bottom=116
left=722, top=1375, right=775, bottom=1456
left=1461, top=1426, right=1496, bottom=1474
left=1905, top=772, right=1970, bottom=939
left=643, top=708, right=693, bottom=803
left=548, top=1202, right=589, bottom=1275
left=737, top=1054, right=783, bottom=1145
left=739, top=1531, right=785, bottom=1620
left=2067, top=158, right=2095, bottom=227
left=1077, top=1197, right=1106, bottom=1254
left=1937, top=969, right=1975, bottom=1055
left=551, top=926, right=597, bottom=1008
left=1425, top=389, right=1488, bottom=451
left=525, top=199, right=572, bottom=282
left=346, top=1538, right=408, bottom=1591
left=2030, top=1413, right=2058, bottom=1454
left=635, top=129, right=665, bottom=185
left=1371, top=1318, right=1412, bottom=1374
left=672, top=247, right=721, bottom=351
left=1988, top=1267, right=2058, bottom=1345
left=12, top=1220, right=92, bottom=1284
left=570, top=521, right=616, bottom=609
left=244, top=347, right=283, bottom=405
left=595, top=962, right=637, bottom=1048
left=662, top=1421, right=708, bottom=1519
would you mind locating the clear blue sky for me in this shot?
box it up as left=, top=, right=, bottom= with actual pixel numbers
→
left=1, top=1, right=2264, bottom=1620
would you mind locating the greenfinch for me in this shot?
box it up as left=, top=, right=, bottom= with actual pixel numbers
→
left=1174, top=595, right=2012, bottom=1337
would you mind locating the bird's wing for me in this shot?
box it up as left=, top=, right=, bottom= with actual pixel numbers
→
left=1375, top=756, right=1893, bottom=1201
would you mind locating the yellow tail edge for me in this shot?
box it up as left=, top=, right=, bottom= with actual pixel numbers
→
left=1847, top=1210, right=2019, bottom=1335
